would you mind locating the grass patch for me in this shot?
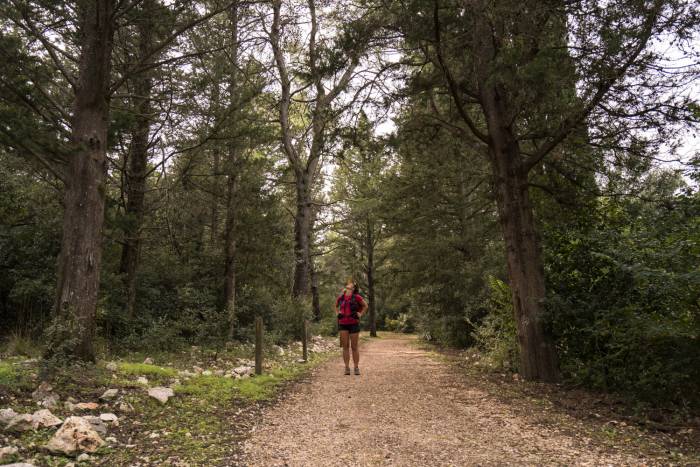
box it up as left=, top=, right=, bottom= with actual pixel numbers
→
left=117, top=362, right=178, bottom=378
left=0, top=360, right=33, bottom=391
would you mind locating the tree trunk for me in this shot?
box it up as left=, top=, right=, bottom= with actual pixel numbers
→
left=481, top=86, right=559, bottom=382
left=119, top=6, right=154, bottom=319
left=292, top=172, right=312, bottom=297
left=210, top=82, right=221, bottom=246
left=224, top=166, right=237, bottom=339
left=224, top=2, right=240, bottom=340
left=310, top=259, right=321, bottom=321
left=366, top=219, right=377, bottom=337
left=48, top=0, right=116, bottom=362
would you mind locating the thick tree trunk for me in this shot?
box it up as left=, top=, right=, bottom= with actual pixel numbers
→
left=366, top=219, right=377, bottom=337
left=292, top=173, right=312, bottom=297
left=481, top=87, right=559, bottom=382
left=48, top=0, right=115, bottom=362
left=119, top=8, right=154, bottom=319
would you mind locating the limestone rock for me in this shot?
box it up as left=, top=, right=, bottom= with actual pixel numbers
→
left=5, top=414, right=34, bottom=432
left=117, top=401, right=134, bottom=413
left=148, top=387, right=174, bottom=404
left=32, top=409, right=62, bottom=428
left=136, top=376, right=149, bottom=385
left=75, top=402, right=99, bottom=411
left=31, top=381, right=53, bottom=402
left=0, top=408, right=18, bottom=426
left=80, top=415, right=108, bottom=436
left=143, top=357, right=154, bottom=365
left=40, top=393, right=60, bottom=409
left=44, top=416, right=104, bottom=456
left=99, top=413, right=118, bottom=423
left=0, top=446, right=19, bottom=463
left=76, top=453, right=91, bottom=462
left=99, top=389, right=119, bottom=401
left=233, top=365, right=253, bottom=376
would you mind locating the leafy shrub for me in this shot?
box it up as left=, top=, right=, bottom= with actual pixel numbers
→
left=385, top=313, right=415, bottom=334
left=471, top=276, right=519, bottom=371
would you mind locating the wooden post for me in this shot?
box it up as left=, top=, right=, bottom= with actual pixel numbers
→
left=302, top=319, right=309, bottom=362
left=255, top=316, right=263, bottom=375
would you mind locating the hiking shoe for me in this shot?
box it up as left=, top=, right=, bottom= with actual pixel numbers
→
left=344, top=367, right=351, bottom=375
left=354, top=367, right=360, bottom=375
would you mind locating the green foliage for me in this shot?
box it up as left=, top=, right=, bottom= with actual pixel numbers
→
left=384, top=313, right=414, bottom=333
left=1, top=332, right=40, bottom=358
left=543, top=184, right=700, bottom=407
left=470, top=277, right=519, bottom=371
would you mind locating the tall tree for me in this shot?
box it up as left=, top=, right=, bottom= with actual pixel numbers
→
left=331, top=114, right=389, bottom=336
left=51, top=0, right=117, bottom=361
left=389, top=0, right=699, bottom=381
left=269, top=0, right=374, bottom=298
left=119, top=0, right=162, bottom=319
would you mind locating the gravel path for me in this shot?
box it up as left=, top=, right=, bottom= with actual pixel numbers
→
left=242, top=334, right=657, bottom=466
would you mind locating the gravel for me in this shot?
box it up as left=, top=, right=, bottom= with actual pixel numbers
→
left=243, top=335, right=656, bottom=466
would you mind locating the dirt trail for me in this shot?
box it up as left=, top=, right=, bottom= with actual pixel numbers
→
left=242, top=334, right=657, bottom=466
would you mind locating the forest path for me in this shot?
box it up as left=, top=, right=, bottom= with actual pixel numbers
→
left=242, top=334, right=654, bottom=466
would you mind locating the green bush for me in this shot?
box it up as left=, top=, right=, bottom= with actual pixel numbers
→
left=471, top=276, right=519, bottom=371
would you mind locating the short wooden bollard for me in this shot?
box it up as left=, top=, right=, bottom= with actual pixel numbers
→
left=255, top=316, right=263, bottom=375
left=302, top=319, right=309, bottom=362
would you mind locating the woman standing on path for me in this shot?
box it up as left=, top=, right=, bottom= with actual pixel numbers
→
left=336, top=279, right=368, bottom=375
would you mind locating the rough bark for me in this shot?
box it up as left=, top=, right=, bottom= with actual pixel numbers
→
left=480, top=84, right=559, bottom=382
left=292, top=173, right=312, bottom=296
left=366, top=218, right=377, bottom=337
left=119, top=3, right=154, bottom=319
left=49, top=0, right=116, bottom=362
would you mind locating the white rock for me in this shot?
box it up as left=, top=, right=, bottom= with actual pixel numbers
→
left=106, top=362, right=118, bottom=371
left=202, top=370, right=212, bottom=376
left=2, top=463, right=35, bottom=467
left=31, top=381, right=53, bottom=401
left=5, top=414, right=34, bottom=432
left=99, top=389, right=119, bottom=401
left=214, top=369, right=225, bottom=376
left=99, top=413, right=118, bottom=423
left=40, top=393, right=60, bottom=409
left=31, top=409, right=62, bottom=428
left=232, top=365, right=253, bottom=376
left=44, top=416, right=104, bottom=456
left=136, top=376, right=149, bottom=385
left=81, top=416, right=107, bottom=435
left=76, top=453, right=91, bottom=462
left=0, top=446, right=19, bottom=462
left=117, top=401, right=134, bottom=413
left=105, top=436, right=118, bottom=444
left=148, top=387, right=174, bottom=404
left=143, top=357, right=154, bottom=365
left=273, top=345, right=285, bottom=355
left=0, top=408, right=18, bottom=426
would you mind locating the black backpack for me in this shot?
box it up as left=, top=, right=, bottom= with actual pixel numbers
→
left=338, top=294, right=360, bottom=319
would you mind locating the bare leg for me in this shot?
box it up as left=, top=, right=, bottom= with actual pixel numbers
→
left=350, top=332, right=360, bottom=369
left=339, top=331, right=350, bottom=369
